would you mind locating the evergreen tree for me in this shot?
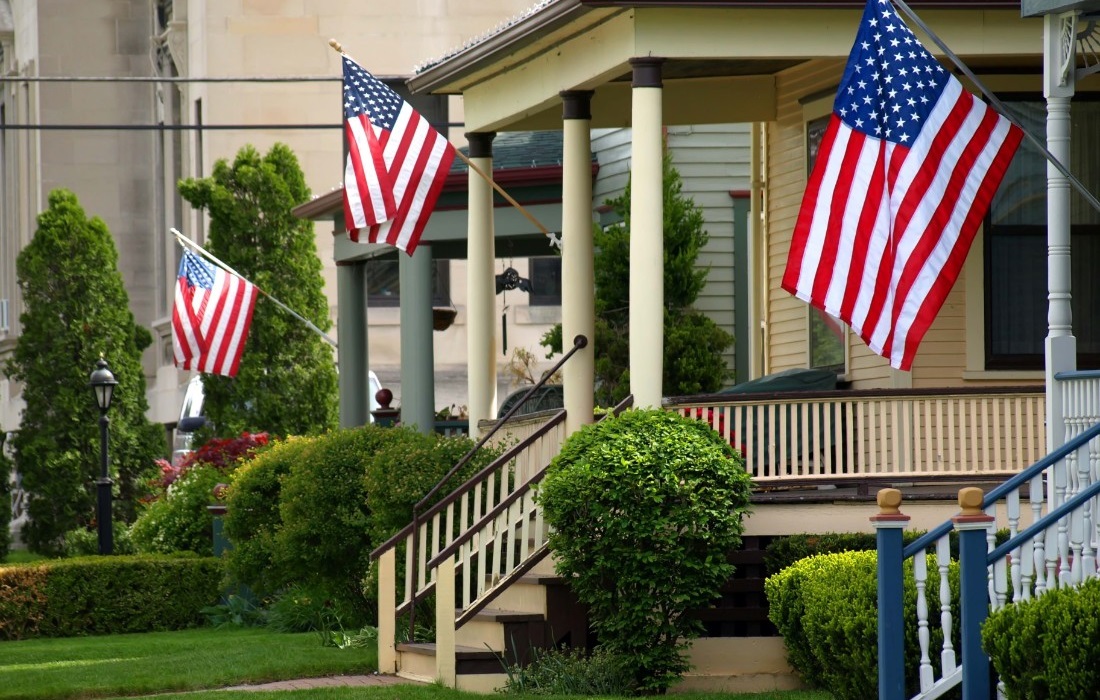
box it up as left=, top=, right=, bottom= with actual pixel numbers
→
left=542, top=154, right=733, bottom=404
left=179, top=143, right=338, bottom=438
left=0, top=432, right=11, bottom=558
left=4, top=189, right=166, bottom=554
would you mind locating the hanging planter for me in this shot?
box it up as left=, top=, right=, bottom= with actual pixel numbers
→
left=433, top=307, right=457, bottom=331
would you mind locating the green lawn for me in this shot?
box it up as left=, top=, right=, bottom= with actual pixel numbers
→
left=0, top=625, right=832, bottom=700
left=0, top=627, right=376, bottom=699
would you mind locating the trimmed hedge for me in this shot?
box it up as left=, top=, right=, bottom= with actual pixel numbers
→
left=766, top=550, right=960, bottom=700
left=0, top=555, right=222, bottom=640
left=984, top=576, right=1100, bottom=699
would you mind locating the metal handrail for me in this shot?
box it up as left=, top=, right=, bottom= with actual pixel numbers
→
left=403, top=334, right=587, bottom=637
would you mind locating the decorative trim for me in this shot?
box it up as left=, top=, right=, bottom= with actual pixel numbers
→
left=466, top=132, right=497, bottom=158
left=629, top=57, right=666, bottom=88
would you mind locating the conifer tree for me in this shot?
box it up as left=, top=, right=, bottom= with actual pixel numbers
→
left=542, top=154, right=733, bottom=404
left=179, top=143, right=338, bottom=438
left=4, top=189, right=166, bottom=554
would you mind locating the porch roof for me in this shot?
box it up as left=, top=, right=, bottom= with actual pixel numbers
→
left=408, top=0, right=1041, bottom=133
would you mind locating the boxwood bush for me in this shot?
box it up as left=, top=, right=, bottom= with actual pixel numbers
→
left=766, top=550, right=959, bottom=700
left=0, top=555, right=222, bottom=640
left=538, top=408, right=752, bottom=693
left=983, top=576, right=1100, bottom=699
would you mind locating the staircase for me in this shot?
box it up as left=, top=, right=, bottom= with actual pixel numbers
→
left=372, top=393, right=634, bottom=691
left=875, top=370, right=1100, bottom=700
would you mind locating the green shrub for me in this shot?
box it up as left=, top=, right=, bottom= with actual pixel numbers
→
left=362, top=427, right=501, bottom=545
left=984, top=576, right=1100, bottom=699
left=274, top=427, right=391, bottom=623
left=224, top=435, right=316, bottom=594
left=130, top=465, right=223, bottom=555
left=0, top=555, right=222, bottom=640
left=62, top=523, right=137, bottom=557
left=501, top=646, right=637, bottom=696
left=538, top=409, right=752, bottom=693
left=766, top=550, right=959, bottom=700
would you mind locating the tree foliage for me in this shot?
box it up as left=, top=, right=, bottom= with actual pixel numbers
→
left=0, top=432, right=12, bottom=558
left=538, top=409, right=752, bottom=693
left=3, top=189, right=166, bottom=554
left=179, top=143, right=338, bottom=438
left=542, top=153, right=733, bottom=405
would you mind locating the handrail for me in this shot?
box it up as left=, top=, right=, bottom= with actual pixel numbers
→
left=403, top=334, right=587, bottom=638
left=665, top=384, right=1043, bottom=407
left=989, top=467, right=1100, bottom=562
left=368, top=409, right=568, bottom=559
left=902, top=419, right=1100, bottom=558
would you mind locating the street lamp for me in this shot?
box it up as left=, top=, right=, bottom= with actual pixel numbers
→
left=88, top=358, right=118, bottom=555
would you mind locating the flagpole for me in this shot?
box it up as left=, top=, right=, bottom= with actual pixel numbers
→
left=170, top=228, right=338, bottom=348
left=890, top=0, right=1100, bottom=216
left=328, top=38, right=561, bottom=247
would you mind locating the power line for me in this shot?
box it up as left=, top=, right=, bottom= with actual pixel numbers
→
left=0, top=122, right=464, bottom=131
left=0, top=75, right=346, bottom=83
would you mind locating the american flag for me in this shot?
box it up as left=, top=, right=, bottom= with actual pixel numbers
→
left=172, top=249, right=258, bottom=378
left=782, top=0, right=1023, bottom=371
left=342, top=55, right=455, bottom=255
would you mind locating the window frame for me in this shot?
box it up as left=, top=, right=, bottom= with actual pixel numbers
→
left=365, top=258, right=451, bottom=308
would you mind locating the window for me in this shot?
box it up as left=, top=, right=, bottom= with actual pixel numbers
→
left=985, top=99, right=1100, bottom=370
left=804, top=113, right=848, bottom=374
left=528, top=257, right=562, bottom=306
left=366, top=259, right=450, bottom=307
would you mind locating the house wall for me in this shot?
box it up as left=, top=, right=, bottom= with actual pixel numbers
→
left=591, top=124, right=751, bottom=386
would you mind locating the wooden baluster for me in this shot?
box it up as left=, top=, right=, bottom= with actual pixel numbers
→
left=1031, top=473, right=1046, bottom=597
left=1008, top=490, right=1022, bottom=603
left=937, top=536, right=956, bottom=677
left=915, top=550, right=935, bottom=692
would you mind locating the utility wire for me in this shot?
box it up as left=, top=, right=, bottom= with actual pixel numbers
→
left=0, top=75, right=345, bottom=83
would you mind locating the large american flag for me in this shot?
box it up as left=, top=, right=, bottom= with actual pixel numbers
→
left=782, top=0, right=1023, bottom=371
left=172, top=249, right=258, bottom=378
left=342, top=55, right=455, bottom=255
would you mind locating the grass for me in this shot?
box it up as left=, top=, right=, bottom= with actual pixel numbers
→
left=0, top=623, right=833, bottom=700
left=0, top=627, right=377, bottom=699
left=135, top=689, right=833, bottom=700
left=0, top=550, right=47, bottom=566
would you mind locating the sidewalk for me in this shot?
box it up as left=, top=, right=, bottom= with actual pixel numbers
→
left=220, top=674, right=423, bottom=692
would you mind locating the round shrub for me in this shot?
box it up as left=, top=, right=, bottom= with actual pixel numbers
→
left=537, top=408, right=752, bottom=693
left=224, top=435, right=316, bottom=594
left=131, top=465, right=223, bottom=555
left=984, top=576, right=1100, bottom=699
left=766, top=550, right=959, bottom=700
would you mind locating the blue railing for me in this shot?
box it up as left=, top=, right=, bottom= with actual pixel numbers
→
left=875, top=418, right=1100, bottom=700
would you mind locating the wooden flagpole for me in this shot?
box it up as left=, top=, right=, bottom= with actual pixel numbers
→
left=329, top=39, right=561, bottom=248
left=171, top=228, right=338, bottom=348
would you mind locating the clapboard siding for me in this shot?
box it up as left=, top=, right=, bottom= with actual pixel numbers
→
left=591, top=124, right=752, bottom=382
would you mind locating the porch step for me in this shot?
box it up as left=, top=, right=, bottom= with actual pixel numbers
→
left=456, top=607, right=543, bottom=649
left=485, top=573, right=551, bottom=614
left=394, top=642, right=516, bottom=691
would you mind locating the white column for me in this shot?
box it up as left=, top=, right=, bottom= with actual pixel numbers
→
left=561, top=91, right=595, bottom=434
left=629, top=57, right=666, bottom=408
left=1044, top=12, right=1077, bottom=452
left=466, top=133, right=498, bottom=429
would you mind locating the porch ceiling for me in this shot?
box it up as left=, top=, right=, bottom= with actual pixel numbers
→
left=410, top=3, right=1044, bottom=132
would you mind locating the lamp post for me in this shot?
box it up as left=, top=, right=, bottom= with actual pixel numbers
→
left=88, top=358, right=117, bottom=555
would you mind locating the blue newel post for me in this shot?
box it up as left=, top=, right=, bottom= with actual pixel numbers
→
left=954, top=487, right=995, bottom=700
left=873, top=488, right=910, bottom=700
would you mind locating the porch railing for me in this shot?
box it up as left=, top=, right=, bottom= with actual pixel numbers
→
left=669, top=386, right=1045, bottom=484
left=876, top=370, right=1100, bottom=699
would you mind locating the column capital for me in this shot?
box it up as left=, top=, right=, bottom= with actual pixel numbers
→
left=629, top=57, right=666, bottom=88
left=560, top=90, right=594, bottom=120
left=465, top=132, right=497, bottom=158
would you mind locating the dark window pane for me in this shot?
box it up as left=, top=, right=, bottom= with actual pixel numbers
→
left=986, top=99, right=1100, bottom=369
left=529, top=257, right=562, bottom=306
left=366, top=259, right=450, bottom=307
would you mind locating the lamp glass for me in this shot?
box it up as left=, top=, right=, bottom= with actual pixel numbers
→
left=89, top=360, right=118, bottom=412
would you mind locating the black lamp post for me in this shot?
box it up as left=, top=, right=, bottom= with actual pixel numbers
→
left=88, top=358, right=118, bottom=555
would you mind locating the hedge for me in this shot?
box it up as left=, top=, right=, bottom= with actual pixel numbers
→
left=0, top=555, right=222, bottom=640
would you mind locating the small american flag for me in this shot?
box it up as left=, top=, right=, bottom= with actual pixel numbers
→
left=342, top=55, right=455, bottom=255
left=782, top=0, right=1023, bottom=370
left=172, top=249, right=258, bottom=378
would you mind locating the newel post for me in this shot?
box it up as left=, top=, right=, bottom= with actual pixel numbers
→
left=954, top=487, right=995, bottom=700
left=873, top=488, right=910, bottom=700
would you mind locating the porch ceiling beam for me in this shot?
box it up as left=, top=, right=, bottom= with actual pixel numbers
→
left=448, top=6, right=1038, bottom=132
